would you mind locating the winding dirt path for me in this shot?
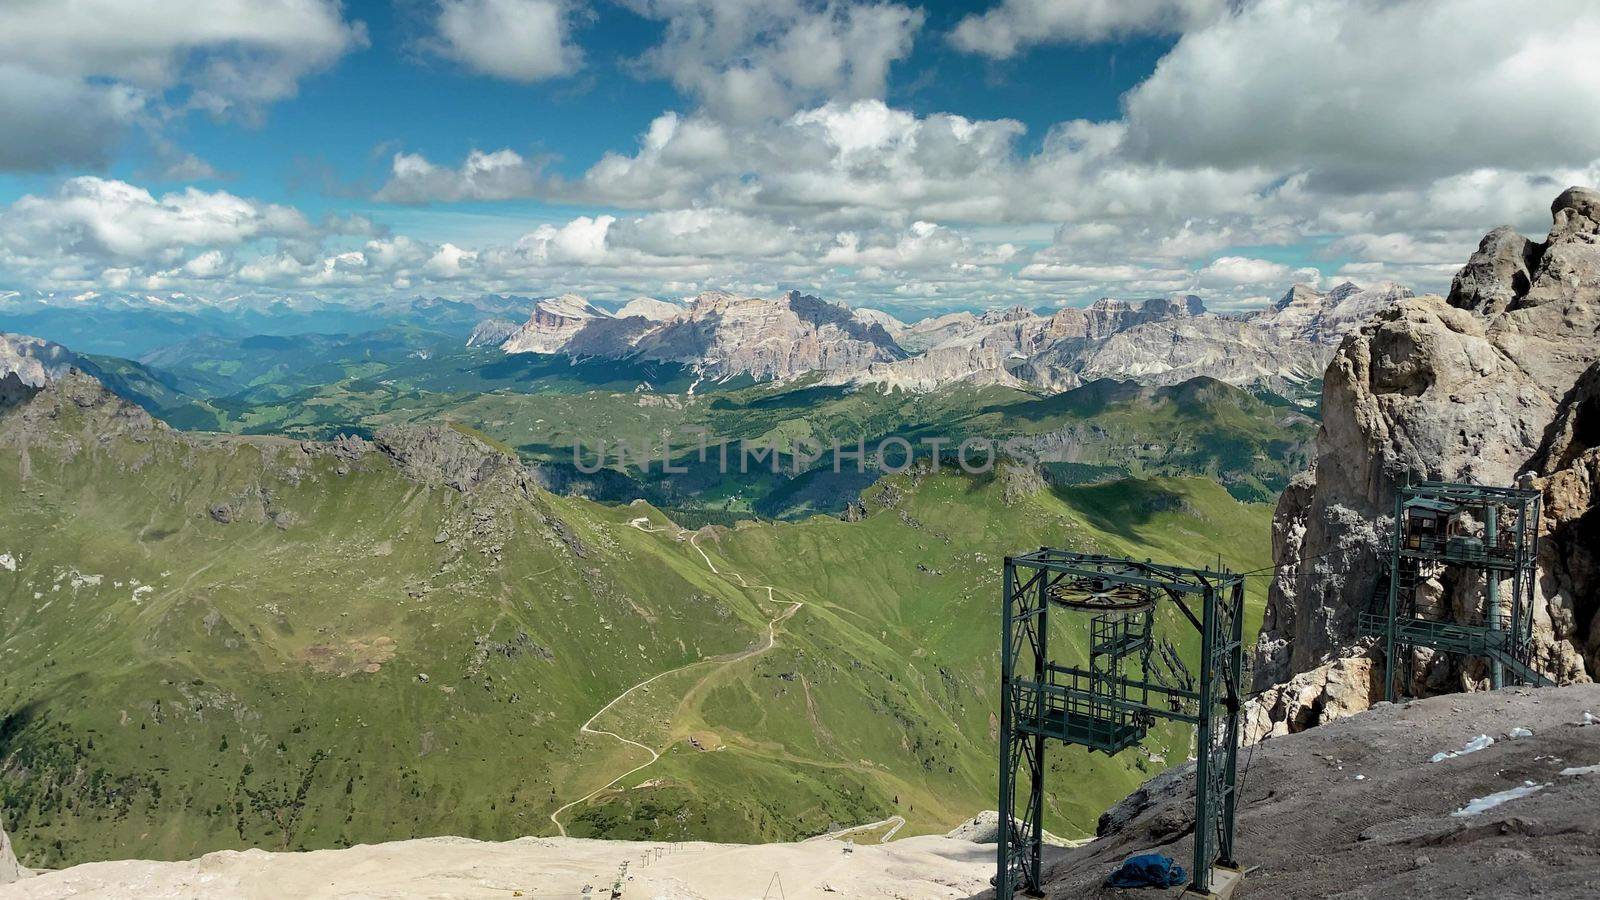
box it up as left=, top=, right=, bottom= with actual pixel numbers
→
left=548, top=520, right=802, bottom=836
left=807, top=815, right=907, bottom=844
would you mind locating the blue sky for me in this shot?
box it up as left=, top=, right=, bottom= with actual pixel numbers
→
left=1, top=1, right=1596, bottom=318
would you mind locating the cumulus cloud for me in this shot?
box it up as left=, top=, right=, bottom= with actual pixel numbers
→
left=0, top=177, right=312, bottom=261
left=0, top=0, right=364, bottom=172
left=1195, top=255, right=1292, bottom=287
left=952, top=0, right=1228, bottom=58
left=619, top=0, right=924, bottom=121
left=375, top=149, right=545, bottom=202
left=15, top=0, right=1600, bottom=314
left=431, top=0, right=584, bottom=82
left=1122, top=0, right=1600, bottom=185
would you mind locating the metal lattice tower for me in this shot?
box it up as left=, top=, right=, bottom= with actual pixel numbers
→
left=1358, top=480, right=1551, bottom=699
left=998, top=551, right=1246, bottom=897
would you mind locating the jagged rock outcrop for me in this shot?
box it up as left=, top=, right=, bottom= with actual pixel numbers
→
left=850, top=307, right=906, bottom=338
left=1024, top=313, right=1326, bottom=395
left=857, top=291, right=1393, bottom=396
left=1252, top=281, right=1416, bottom=343
left=615, top=296, right=685, bottom=322
left=1, top=333, right=75, bottom=405
left=1526, top=360, right=1600, bottom=678
left=1254, top=187, right=1600, bottom=735
left=499, top=294, right=610, bottom=354
left=480, top=290, right=906, bottom=381
left=630, top=290, right=906, bottom=380
left=465, top=318, right=518, bottom=348
left=372, top=425, right=520, bottom=492
left=0, top=815, right=27, bottom=884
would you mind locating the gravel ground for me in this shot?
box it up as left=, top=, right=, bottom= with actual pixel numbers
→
left=994, top=683, right=1600, bottom=899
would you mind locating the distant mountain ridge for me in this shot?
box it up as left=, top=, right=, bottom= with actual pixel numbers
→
left=467, top=283, right=1408, bottom=395
left=478, top=289, right=907, bottom=381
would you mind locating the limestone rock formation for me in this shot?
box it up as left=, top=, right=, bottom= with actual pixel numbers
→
left=0, top=814, right=27, bottom=884
left=1, top=332, right=74, bottom=401
left=481, top=290, right=906, bottom=382
left=850, top=306, right=907, bottom=338
left=465, top=317, right=518, bottom=348
left=630, top=290, right=906, bottom=380
left=1254, top=186, right=1600, bottom=735
left=615, top=296, right=685, bottom=322
left=1024, top=313, right=1326, bottom=395
left=1252, top=281, right=1416, bottom=344
left=856, top=291, right=1392, bottom=396
left=499, top=294, right=611, bottom=354
left=475, top=284, right=1401, bottom=393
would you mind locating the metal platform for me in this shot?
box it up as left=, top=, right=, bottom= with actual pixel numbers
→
left=1373, top=481, right=1545, bottom=700
left=1018, top=706, right=1147, bottom=754
left=999, top=551, right=1245, bottom=898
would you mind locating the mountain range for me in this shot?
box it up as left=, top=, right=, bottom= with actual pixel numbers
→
left=468, top=282, right=1413, bottom=398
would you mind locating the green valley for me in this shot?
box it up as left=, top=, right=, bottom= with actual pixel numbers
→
left=0, top=373, right=1271, bottom=868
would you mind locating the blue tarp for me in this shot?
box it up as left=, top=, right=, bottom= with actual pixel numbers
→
left=1104, top=853, right=1188, bottom=889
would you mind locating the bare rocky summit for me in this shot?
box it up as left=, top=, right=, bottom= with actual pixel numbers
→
left=499, top=293, right=611, bottom=354
left=481, top=289, right=906, bottom=381
left=474, top=283, right=1404, bottom=393
left=1254, top=187, right=1600, bottom=736
left=0, top=332, right=75, bottom=401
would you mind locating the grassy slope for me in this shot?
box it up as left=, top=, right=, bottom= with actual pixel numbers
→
left=141, top=356, right=1312, bottom=519
left=0, top=379, right=1271, bottom=867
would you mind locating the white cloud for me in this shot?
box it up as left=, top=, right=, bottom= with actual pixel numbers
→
left=952, top=0, right=1228, bottom=58
left=0, top=177, right=312, bottom=261
left=1195, top=255, right=1291, bottom=287
left=376, top=149, right=544, bottom=203
left=619, top=0, right=924, bottom=121
left=1122, top=0, right=1600, bottom=185
left=14, top=0, right=1600, bottom=316
left=432, top=0, right=584, bottom=82
left=0, top=0, right=364, bottom=172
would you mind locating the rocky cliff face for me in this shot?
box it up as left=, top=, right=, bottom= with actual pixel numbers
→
left=1254, top=187, right=1600, bottom=734
left=499, top=294, right=611, bottom=354
left=855, top=291, right=1392, bottom=396
left=1252, top=281, right=1416, bottom=344
left=481, top=290, right=906, bottom=381
left=1, top=333, right=74, bottom=403
left=1023, top=314, right=1327, bottom=395
left=477, top=284, right=1400, bottom=393
left=631, top=290, right=906, bottom=379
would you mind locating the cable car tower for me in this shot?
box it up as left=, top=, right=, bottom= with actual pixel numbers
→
left=998, top=550, right=1246, bottom=897
left=1358, top=481, right=1551, bottom=699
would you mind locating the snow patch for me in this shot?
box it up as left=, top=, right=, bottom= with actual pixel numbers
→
left=1507, top=727, right=1533, bottom=739
left=1430, top=734, right=1494, bottom=763
left=1450, top=781, right=1548, bottom=817
left=1560, top=765, right=1600, bottom=777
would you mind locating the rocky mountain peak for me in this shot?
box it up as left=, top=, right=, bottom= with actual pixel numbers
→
left=465, top=318, right=518, bottom=348
left=1, top=332, right=74, bottom=390
left=1551, top=185, right=1600, bottom=239
left=1254, top=186, right=1600, bottom=732
left=615, top=297, right=684, bottom=322
left=978, top=305, right=1034, bottom=325
left=1275, top=283, right=1324, bottom=310
left=1325, top=281, right=1364, bottom=302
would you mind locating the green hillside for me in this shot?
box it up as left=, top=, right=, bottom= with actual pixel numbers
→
left=0, top=375, right=1272, bottom=868
left=106, top=333, right=1315, bottom=520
